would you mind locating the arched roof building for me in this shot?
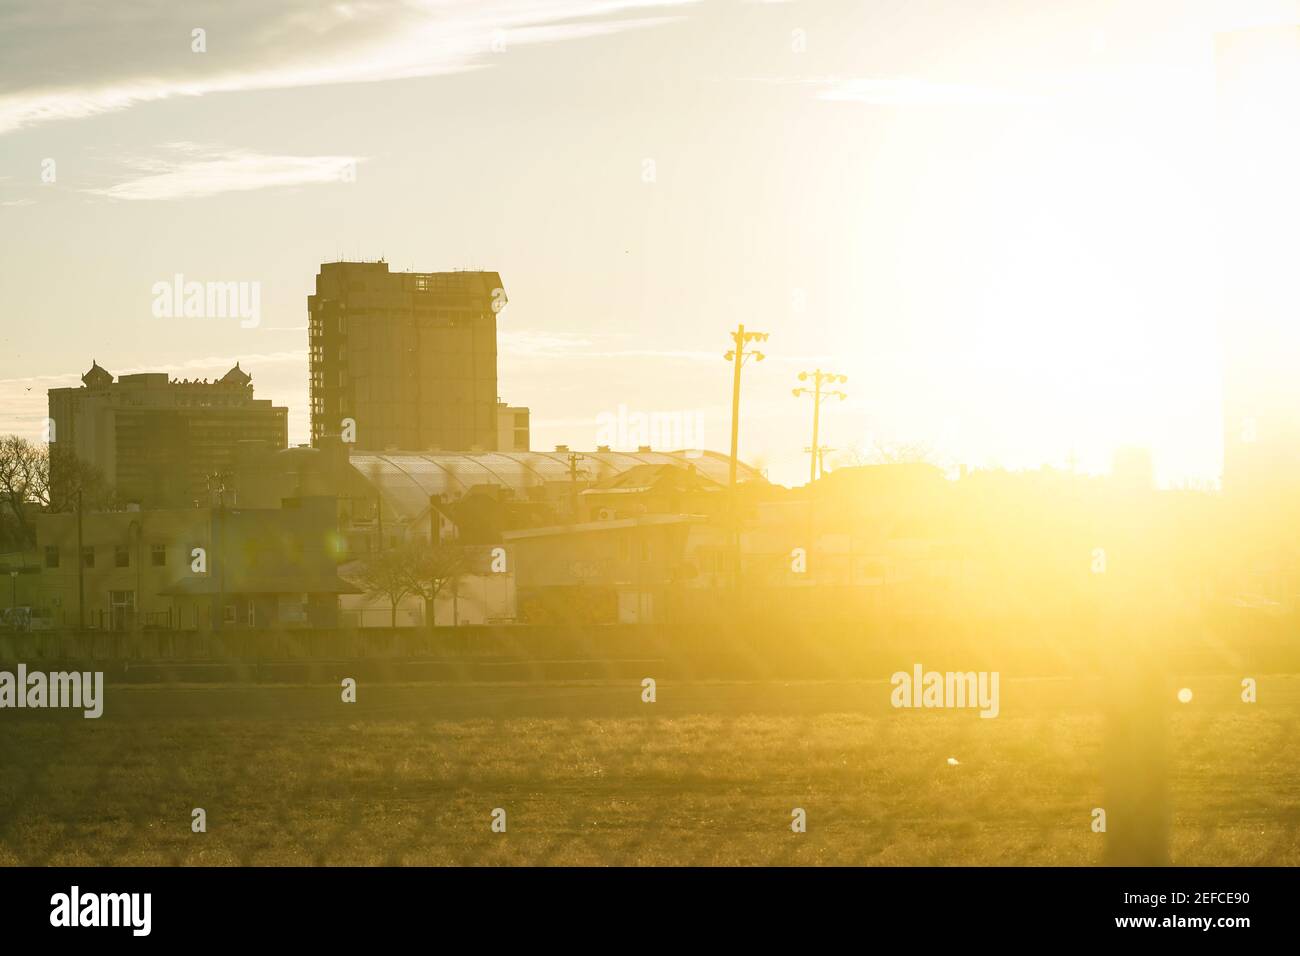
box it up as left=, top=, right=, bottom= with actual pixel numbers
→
left=348, top=449, right=761, bottom=522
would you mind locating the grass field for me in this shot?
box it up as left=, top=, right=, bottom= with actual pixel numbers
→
left=1, top=675, right=1297, bottom=865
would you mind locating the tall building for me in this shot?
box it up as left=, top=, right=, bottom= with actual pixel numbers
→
left=48, top=362, right=288, bottom=507
left=309, top=261, right=522, bottom=451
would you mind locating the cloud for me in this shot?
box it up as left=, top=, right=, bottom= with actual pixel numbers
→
left=0, top=351, right=309, bottom=439
left=817, top=76, right=1046, bottom=107
left=0, top=0, right=696, bottom=135
left=86, top=145, right=359, bottom=201
left=499, top=330, right=724, bottom=362
left=0, top=351, right=308, bottom=387
left=499, top=329, right=829, bottom=363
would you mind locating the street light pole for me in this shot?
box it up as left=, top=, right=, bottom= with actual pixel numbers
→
left=723, top=325, right=768, bottom=589
left=728, top=327, right=744, bottom=490
left=810, top=374, right=822, bottom=484
left=793, top=370, right=848, bottom=483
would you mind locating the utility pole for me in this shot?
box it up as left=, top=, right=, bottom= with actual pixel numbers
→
left=804, top=445, right=835, bottom=478
left=210, top=472, right=230, bottom=633
left=724, top=325, right=768, bottom=489
left=566, top=452, right=587, bottom=522
left=793, top=370, right=847, bottom=483
left=76, top=487, right=84, bottom=633
left=818, top=445, right=835, bottom=477
left=722, top=325, right=768, bottom=589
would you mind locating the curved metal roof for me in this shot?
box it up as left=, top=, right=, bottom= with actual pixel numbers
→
left=349, top=449, right=761, bottom=521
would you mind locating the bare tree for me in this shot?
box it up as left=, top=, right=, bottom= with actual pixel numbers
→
left=829, top=442, right=871, bottom=470
left=43, top=445, right=116, bottom=513
left=403, top=543, right=468, bottom=631
left=0, top=437, right=115, bottom=548
left=866, top=440, right=936, bottom=465
left=349, top=546, right=415, bottom=628
left=0, top=436, right=44, bottom=548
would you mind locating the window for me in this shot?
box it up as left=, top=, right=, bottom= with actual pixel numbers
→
left=115, top=545, right=130, bottom=568
left=81, top=546, right=94, bottom=569
left=44, top=546, right=59, bottom=569
left=151, top=544, right=166, bottom=567
left=223, top=605, right=237, bottom=624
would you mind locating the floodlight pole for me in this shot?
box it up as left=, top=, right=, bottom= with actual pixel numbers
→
left=810, top=372, right=823, bottom=484
left=728, top=325, right=745, bottom=490
left=794, top=370, right=848, bottom=483
left=723, top=325, right=768, bottom=591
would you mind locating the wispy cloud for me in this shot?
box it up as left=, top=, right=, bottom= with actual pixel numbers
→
left=499, top=329, right=829, bottom=363
left=0, top=351, right=308, bottom=387
left=0, top=351, right=309, bottom=438
left=86, top=144, right=358, bottom=201
left=818, top=76, right=1046, bottom=107
left=0, top=0, right=696, bottom=136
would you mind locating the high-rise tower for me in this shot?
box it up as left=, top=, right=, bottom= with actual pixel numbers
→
left=308, top=261, right=514, bottom=451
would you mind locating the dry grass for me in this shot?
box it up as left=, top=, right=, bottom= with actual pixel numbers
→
left=1, top=677, right=1296, bottom=865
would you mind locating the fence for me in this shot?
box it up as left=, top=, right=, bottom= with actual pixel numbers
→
left=2, top=603, right=1296, bottom=680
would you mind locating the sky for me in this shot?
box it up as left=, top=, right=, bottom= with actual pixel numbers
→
left=0, top=0, right=1296, bottom=487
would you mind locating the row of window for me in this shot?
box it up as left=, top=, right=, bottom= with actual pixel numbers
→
left=45, top=544, right=170, bottom=570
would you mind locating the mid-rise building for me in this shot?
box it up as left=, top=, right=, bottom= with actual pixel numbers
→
left=48, top=362, right=288, bottom=508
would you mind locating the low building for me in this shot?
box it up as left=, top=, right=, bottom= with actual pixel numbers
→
left=505, top=514, right=703, bottom=624
left=34, top=496, right=356, bottom=630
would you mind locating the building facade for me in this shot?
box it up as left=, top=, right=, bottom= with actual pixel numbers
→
left=496, top=401, right=530, bottom=452
left=308, top=261, right=522, bottom=451
left=48, top=362, right=288, bottom=508
left=34, top=496, right=355, bottom=631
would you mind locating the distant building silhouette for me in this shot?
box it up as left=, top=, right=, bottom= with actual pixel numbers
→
left=48, top=362, right=288, bottom=507
left=308, top=261, right=527, bottom=451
